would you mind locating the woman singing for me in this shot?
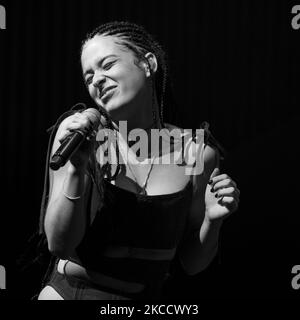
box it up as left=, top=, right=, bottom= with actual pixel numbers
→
left=37, top=21, right=240, bottom=300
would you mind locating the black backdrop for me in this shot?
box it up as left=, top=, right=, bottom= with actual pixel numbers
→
left=0, top=0, right=299, bottom=300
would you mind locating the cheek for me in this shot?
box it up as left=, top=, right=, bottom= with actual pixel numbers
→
left=88, top=85, right=97, bottom=99
left=119, top=66, right=145, bottom=94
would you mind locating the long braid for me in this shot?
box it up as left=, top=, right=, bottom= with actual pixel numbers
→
left=19, top=22, right=177, bottom=297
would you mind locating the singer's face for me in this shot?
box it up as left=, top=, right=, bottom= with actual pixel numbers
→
left=81, top=35, right=148, bottom=117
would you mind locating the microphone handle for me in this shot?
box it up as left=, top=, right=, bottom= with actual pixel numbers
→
left=49, top=130, right=86, bottom=170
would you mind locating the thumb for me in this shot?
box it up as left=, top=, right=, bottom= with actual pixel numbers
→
left=210, top=167, right=220, bottom=179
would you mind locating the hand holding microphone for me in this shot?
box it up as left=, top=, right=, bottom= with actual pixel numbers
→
left=50, top=108, right=102, bottom=170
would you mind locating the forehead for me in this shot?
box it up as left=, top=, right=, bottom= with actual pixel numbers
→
left=81, top=35, right=130, bottom=70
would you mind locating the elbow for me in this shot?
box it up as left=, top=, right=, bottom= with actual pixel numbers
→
left=44, top=216, right=73, bottom=259
left=179, top=256, right=201, bottom=276
left=180, top=253, right=216, bottom=276
left=47, top=242, right=72, bottom=260
left=184, top=268, right=201, bottom=276
left=182, top=263, right=207, bottom=276
left=46, top=230, right=73, bottom=259
left=183, top=268, right=199, bottom=276
left=46, top=231, right=79, bottom=259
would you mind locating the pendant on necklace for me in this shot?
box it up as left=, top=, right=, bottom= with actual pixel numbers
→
left=140, top=188, right=147, bottom=195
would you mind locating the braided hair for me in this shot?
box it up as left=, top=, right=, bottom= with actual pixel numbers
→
left=81, top=20, right=178, bottom=127
left=80, top=21, right=178, bottom=194
left=18, top=22, right=179, bottom=298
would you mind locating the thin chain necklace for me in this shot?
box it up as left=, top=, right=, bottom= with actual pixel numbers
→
left=125, top=153, right=156, bottom=195
left=116, top=124, right=158, bottom=195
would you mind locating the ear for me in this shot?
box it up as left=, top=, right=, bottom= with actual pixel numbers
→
left=143, top=52, right=158, bottom=77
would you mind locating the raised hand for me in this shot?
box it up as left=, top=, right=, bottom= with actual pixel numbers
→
left=204, top=168, right=240, bottom=222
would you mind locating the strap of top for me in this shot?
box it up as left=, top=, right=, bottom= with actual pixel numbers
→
left=196, top=121, right=226, bottom=160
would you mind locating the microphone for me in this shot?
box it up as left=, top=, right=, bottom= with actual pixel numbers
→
left=49, top=108, right=101, bottom=171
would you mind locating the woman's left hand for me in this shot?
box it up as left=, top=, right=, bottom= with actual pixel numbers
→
left=204, top=168, right=240, bottom=222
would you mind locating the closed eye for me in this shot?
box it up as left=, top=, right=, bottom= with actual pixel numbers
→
left=83, top=60, right=117, bottom=86
left=103, top=60, right=116, bottom=70
left=85, top=75, right=93, bottom=86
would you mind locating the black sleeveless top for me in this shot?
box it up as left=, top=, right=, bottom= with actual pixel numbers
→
left=72, top=177, right=193, bottom=292
left=38, top=104, right=225, bottom=298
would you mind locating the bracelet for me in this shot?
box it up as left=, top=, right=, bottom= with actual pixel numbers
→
left=62, top=183, right=82, bottom=200
left=62, top=191, right=82, bottom=200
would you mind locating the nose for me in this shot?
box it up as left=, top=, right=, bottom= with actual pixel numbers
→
left=92, top=72, right=106, bottom=90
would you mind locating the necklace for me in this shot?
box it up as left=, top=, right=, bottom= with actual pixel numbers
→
left=116, top=129, right=157, bottom=195
left=125, top=154, right=156, bottom=195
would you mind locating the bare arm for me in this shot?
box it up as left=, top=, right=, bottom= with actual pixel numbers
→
left=44, top=113, right=96, bottom=259
left=178, top=145, right=221, bottom=275
left=179, top=143, right=239, bottom=275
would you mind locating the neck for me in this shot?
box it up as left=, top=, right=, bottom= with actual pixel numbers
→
left=111, top=96, right=164, bottom=160
left=113, top=94, right=163, bottom=138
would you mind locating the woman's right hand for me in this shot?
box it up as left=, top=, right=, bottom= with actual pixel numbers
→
left=56, top=111, right=99, bottom=170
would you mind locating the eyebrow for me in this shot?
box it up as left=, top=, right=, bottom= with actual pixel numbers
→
left=83, top=54, right=118, bottom=77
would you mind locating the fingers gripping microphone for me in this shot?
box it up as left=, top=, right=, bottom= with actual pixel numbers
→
left=49, top=108, right=101, bottom=171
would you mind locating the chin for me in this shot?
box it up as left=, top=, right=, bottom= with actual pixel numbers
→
left=94, top=98, right=117, bottom=113
left=94, top=94, right=133, bottom=121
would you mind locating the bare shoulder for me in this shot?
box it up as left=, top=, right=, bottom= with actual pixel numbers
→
left=163, top=122, right=184, bottom=133
left=164, top=122, right=219, bottom=177
left=163, top=122, right=190, bottom=144
left=203, top=144, right=219, bottom=172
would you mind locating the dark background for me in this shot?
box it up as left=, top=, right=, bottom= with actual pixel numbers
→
left=0, top=0, right=299, bottom=300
